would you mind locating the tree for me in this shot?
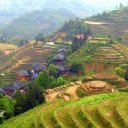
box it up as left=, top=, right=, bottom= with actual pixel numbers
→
left=35, top=70, right=50, bottom=89
left=35, top=36, right=38, bottom=46
left=71, top=37, right=81, bottom=52
left=48, top=64, right=58, bottom=78
left=13, top=91, right=26, bottom=115
left=70, top=60, right=84, bottom=74
left=49, top=76, right=57, bottom=88
left=109, top=39, right=115, bottom=44
left=115, top=67, right=126, bottom=77
left=25, top=83, right=45, bottom=110
left=38, top=33, right=45, bottom=42
left=0, top=95, right=15, bottom=123
left=120, top=3, right=124, bottom=8
left=13, top=82, right=45, bottom=116
left=117, top=37, right=122, bottom=42
left=85, top=25, right=92, bottom=36
left=56, top=77, right=67, bottom=86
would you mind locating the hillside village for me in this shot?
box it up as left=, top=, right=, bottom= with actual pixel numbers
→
left=0, top=2, right=128, bottom=128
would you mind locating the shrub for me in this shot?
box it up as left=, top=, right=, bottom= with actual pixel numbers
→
left=70, top=60, right=84, bottom=74
left=76, top=87, right=88, bottom=98
left=57, top=77, right=67, bottom=86
left=115, top=67, right=126, bottom=77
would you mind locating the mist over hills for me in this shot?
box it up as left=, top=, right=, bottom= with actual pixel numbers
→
left=0, top=0, right=128, bottom=39
left=2, top=9, right=76, bottom=39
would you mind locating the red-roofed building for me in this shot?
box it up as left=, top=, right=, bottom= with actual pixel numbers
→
left=16, top=70, right=30, bottom=81
left=76, top=34, right=85, bottom=40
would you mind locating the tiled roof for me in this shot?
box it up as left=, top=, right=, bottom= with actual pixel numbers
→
left=32, top=62, right=46, bottom=71
left=53, top=54, right=65, bottom=60
left=16, top=70, right=30, bottom=76
left=3, top=81, right=26, bottom=91
left=56, top=65, right=70, bottom=71
left=58, top=48, right=67, bottom=53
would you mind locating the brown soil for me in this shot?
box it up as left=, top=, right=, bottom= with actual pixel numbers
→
left=85, top=62, right=116, bottom=73
left=92, top=73, right=117, bottom=80
left=105, top=111, right=113, bottom=117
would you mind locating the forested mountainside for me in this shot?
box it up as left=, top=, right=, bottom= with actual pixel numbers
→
left=2, top=9, right=76, bottom=39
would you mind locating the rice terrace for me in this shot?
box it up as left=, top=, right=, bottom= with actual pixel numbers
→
left=0, top=0, right=128, bottom=128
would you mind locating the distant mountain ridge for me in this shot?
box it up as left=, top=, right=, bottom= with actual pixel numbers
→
left=2, top=9, right=76, bottom=39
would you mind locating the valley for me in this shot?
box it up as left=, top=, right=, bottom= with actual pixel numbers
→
left=0, top=1, right=128, bottom=128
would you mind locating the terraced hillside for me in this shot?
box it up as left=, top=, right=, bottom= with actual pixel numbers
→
left=0, top=41, right=53, bottom=73
left=68, top=40, right=128, bottom=65
left=91, top=44, right=128, bottom=64
left=1, top=92, right=128, bottom=128
left=45, top=80, right=115, bottom=102
left=86, top=7, right=128, bottom=39
left=0, top=71, right=16, bottom=86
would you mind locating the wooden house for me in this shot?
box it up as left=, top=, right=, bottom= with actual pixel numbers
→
left=32, top=62, right=47, bottom=78
left=56, top=65, right=70, bottom=74
left=76, top=34, right=85, bottom=40
left=53, top=54, right=65, bottom=64
left=1, top=81, right=26, bottom=97
left=16, top=70, right=30, bottom=81
left=58, top=48, right=67, bottom=55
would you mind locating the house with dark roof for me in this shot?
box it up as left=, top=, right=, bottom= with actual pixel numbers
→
left=16, top=70, right=30, bottom=81
left=1, top=81, right=26, bottom=97
left=32, top=62, right=47, bottom=78
left=56, top=65, right=70, bottom=74
left=53, top=54, right=65, bottom=64
left=58, top=48, right=67, bottom=55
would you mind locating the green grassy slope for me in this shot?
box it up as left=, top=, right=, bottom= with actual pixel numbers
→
left=1, top=92, right=128, bottom=128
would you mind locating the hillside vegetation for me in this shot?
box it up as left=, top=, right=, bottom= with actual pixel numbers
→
left=48, top=19, right=87, bottom=41
left=0, top=92, right=128, bottom=128
left=86, top=6, right=128, bottom=42
left=2, top=9, right=76, bottom=39
left=68, top=39, right=128, bottom=64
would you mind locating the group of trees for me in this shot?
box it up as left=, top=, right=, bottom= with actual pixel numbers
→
left=115, top=65, right=128, bottom=80
left=60, top=18, right=88, bottom=40
left=0, top=95, right=15, bottom=123
left=71, top=36, right=85, bottom=52
left=70, top=60, right=84, bottom=74
left=35, top=33, right=45, bottom=44
left=13, top=83, right=45, bottom=115
left=35, top=64, right=67, bottom=89
left=0, top=82, right=45, bottom=123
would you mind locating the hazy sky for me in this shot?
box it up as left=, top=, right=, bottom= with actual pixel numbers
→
left=0, top=0, right=128, bottom=10
left=81, top=0, right=128, bottom=10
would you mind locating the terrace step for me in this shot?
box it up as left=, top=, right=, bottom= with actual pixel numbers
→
left=98, top=99, right=127, bottom=128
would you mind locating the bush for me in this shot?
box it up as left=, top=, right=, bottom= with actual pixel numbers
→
left=0, top=95, right=15, bottom=124
left=76, top=87, right=88, bottom=98
left=57, top=77, right=67, bottom=86
left=14, top=82, right=45, bottom=116
left=70, top=60, right=84, bottom=74
left=115, top=67, right=126, bottom=77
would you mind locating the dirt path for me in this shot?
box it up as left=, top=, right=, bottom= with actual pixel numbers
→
left=64, top=85, right=80, bottom=100
left=45, top=84, right=80, bottom=102
left=45, top=92, right=60, bottom=102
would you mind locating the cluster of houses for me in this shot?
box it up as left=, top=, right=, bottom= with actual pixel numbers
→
left=0, top=34, right=92, bottom=97
left=0, top=62, right=47, bottom=97
left=0, top=48, right=70, bottom=97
